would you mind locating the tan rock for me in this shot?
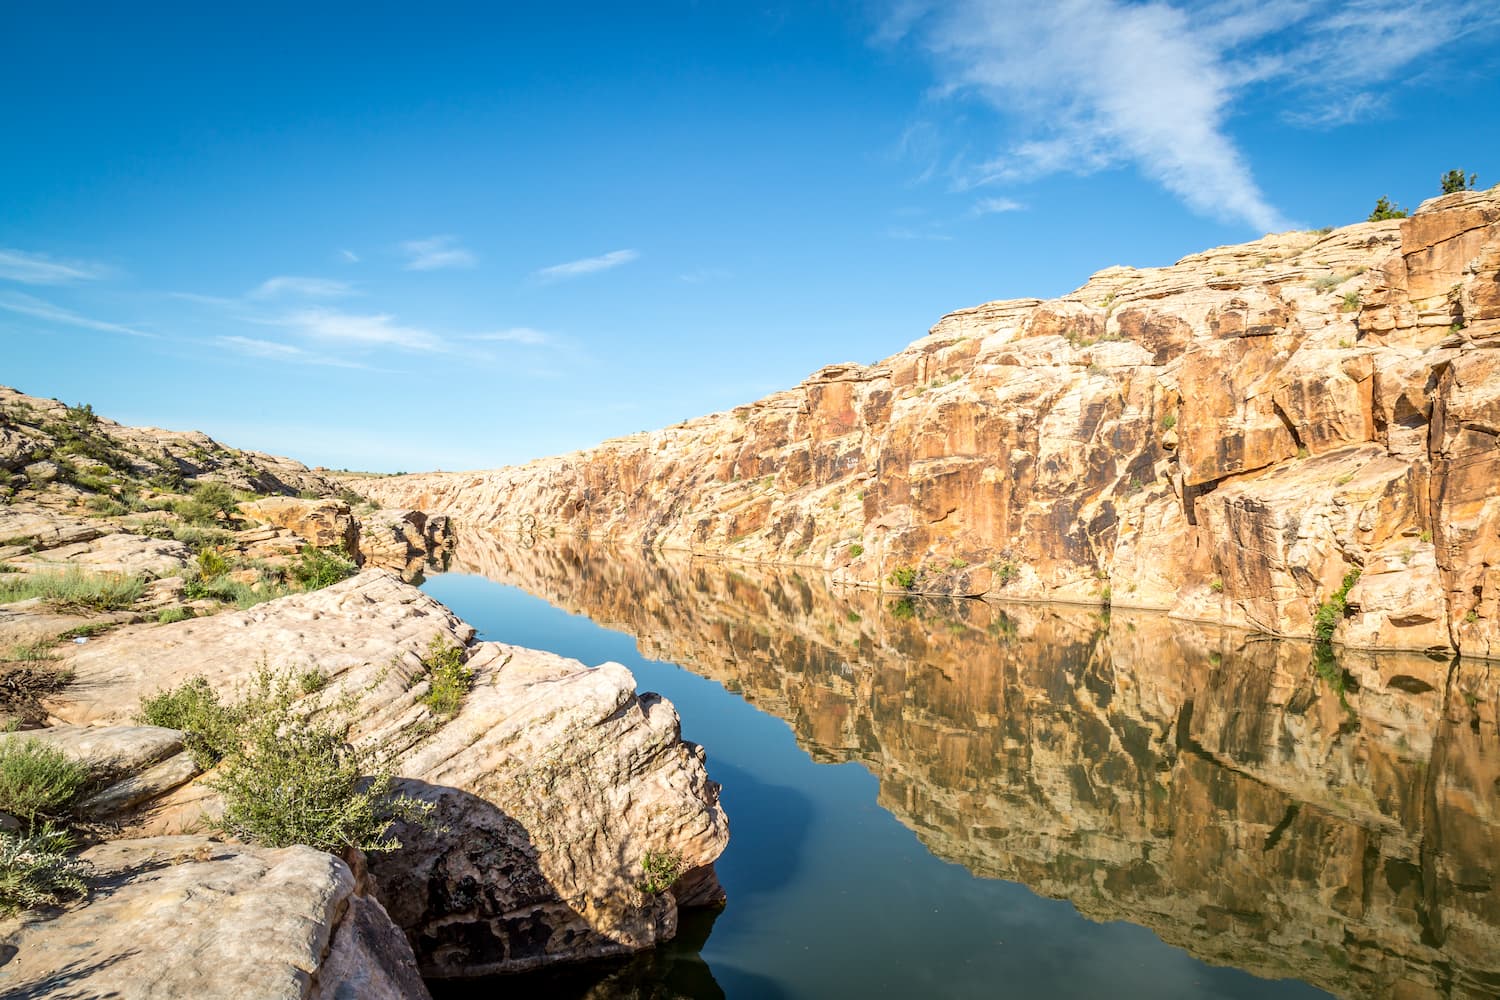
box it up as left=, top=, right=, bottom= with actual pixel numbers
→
left=239, top=497, right=358, bottom=553
left=0, top=836, right=429, bottom=999
left=44, top=571, right=728, bottom=976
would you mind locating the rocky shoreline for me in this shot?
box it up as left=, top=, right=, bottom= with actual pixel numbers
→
left=0, top=394, right=729, bottom=997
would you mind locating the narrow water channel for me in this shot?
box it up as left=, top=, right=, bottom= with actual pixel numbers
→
left=421, top=532, right=1499, bottom=1000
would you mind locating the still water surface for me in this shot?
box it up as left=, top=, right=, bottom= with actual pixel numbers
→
left=422, top=533, right=1498, bottom=999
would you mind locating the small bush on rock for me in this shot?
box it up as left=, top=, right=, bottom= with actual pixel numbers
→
left=0, top=739, right=90, bottom=827
left=289, top=545, right=357, bottom=591
left=418, top=637, right=472, bottom=718
left=138, top=676, right=241, bottom=768
left=0, top=824, right=90, bottom=915
left=211, top=668, right=429, bottom=853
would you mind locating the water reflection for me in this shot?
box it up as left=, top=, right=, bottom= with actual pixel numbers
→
left=448, top=530, right=1500, bottom=1000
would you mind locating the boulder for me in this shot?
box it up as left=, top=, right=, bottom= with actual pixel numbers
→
left=0, top=836, right=429, bottom=1000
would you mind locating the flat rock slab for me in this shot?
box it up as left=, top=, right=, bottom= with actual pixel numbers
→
left=8, top=532, right=191, bottom=579
left=0, top=724, right=183, bottom=776
left=0, top=836, right=430, bottom=1000
left=50, top=570, right=474, bottom=727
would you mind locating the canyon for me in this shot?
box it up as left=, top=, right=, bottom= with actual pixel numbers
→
left=360, top=187, right=1500, bottom=660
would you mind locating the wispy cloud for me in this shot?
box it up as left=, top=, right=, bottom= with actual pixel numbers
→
left=216, top=335, right=372, bottom=370
left=534, top=249, right=639, bottom=282
left=337, top=248, right=360, bottom=263
left=249, top=276, right=355, bottom=299
left=401, top=235, right=476, bottom=271
left=0, top=291, right=154, bottom=338
left=469, top=327, right=553, bottom=346
left=884, top=0, right=1500, bottom=232
left=280, top=309, right=447, bottom=352
left=972, top=196, right=1024, bottom=216
left=0, top=248, right=112, bottom=285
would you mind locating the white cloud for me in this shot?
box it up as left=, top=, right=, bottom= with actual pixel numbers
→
left=249, top=276, right=355, bottom=299
left=469, top=327, right=553, bottom=346
left=534, top=249, right=639, bottom=282
left=0, top=248, right=112, bottom=285
left=0, top=291, right=154, bottom=338
left=215, top=335, right=372, bottom=369
left=338, top=248, right=360, bottom=263
left=401, top=235, right=477, bottom=271
left=886, top=0, right=1500, bottom=233
left=281, top=308, right=447, bottom=352
left=972, top=196, right=1024, bottom=216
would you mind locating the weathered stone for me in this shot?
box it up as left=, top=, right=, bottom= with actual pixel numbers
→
left=43, top=571, right=728, bottom=976
left=0, top=836, right=429, bottom=1000
left=239, top=497, right=358, bottom=553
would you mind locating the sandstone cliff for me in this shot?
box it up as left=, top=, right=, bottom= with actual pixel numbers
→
left=359, top=188, right=1500, bottom=658
left=448, top=532, right=1500, bottom=1000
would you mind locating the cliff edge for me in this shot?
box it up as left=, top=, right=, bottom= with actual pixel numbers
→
left=359, top=188, right=1500, bottom=657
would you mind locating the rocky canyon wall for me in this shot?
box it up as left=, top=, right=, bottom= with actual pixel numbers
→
left=360, top=189, right=1500, bottom=657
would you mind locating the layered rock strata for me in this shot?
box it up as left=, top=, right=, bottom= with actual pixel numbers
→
left=0, top=836, right=429, bottom=1000
left=446, top=533, right=1500, bottom=1000
left=45, top=570, right=728, bottom=979
left=359, top=188, right=1500, bottom=657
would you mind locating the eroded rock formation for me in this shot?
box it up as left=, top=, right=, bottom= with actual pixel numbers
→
left=446, top=532, right=1500, bottom=1000
left=44, top=570, right=729, bottom=979
left=360, top=189, right=1500, bottom=656
left=0, top=836, right=430, bottom=999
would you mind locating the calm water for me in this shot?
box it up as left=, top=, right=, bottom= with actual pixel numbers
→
left=421, top=532, right=1500, bottom=1000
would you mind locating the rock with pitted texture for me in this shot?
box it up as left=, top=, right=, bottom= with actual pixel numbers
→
left=357, top=188, right=1500, bottom=656
left=0, top=836, right=430, bottom=1000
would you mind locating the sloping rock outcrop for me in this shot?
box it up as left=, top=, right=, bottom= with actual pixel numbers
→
left=0, top=387, right=341, bottom=498
left=45, top=570, right=728, bottom=979
left=358, top=188, right=1500, bottom=657
left=448, top=532, right=1500, bottom=1000
left=0, top=836, right=429, bottom=999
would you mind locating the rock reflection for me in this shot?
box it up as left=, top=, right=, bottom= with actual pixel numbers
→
left=452, top=530, right=1500, bottom=1000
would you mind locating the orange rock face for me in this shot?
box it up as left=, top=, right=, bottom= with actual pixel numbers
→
left=360, top=188, right=1500, bottom=655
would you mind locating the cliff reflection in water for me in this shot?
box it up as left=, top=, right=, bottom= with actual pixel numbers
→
left=451, top=530, right=1500, bottom=1000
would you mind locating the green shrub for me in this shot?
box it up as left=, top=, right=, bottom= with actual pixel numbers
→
left=418, top=638, right=472, bottom=717
left=1367, top=197, right=1408, bottom=221
left=289, top=546, right=357, bottom=591
left=175, top=482, right=241, bottom=526
left=196, top=547, right=231, bottom=579
left=1210, top=577, right=1224, bottom=593
left=0, top=568, right=144, bottom=612
left=993, top=561, right=1019, bottom=587
left=0, top=739, right=90, bottom=826
left=1159, top=411, right=1177, bottom=431
left=636, top=848, right=683, bottom=895
left=1313, top=569, right=1362, bottom=642
left=847, top=543, right=864, bottom=558
left=138, top=676, right=241, bottom=768
left=0, top=824, right=90, bottom=916
left=211, top=668, right=429, bottom=853
left=1341, top=291, right=1361, bottom=313
left=157, top=607, right=195, bottom=624
left=887, top=565, right=918, bottom=590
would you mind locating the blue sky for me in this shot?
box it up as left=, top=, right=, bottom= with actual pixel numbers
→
left=3, top=1, right=1498, bottom=472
